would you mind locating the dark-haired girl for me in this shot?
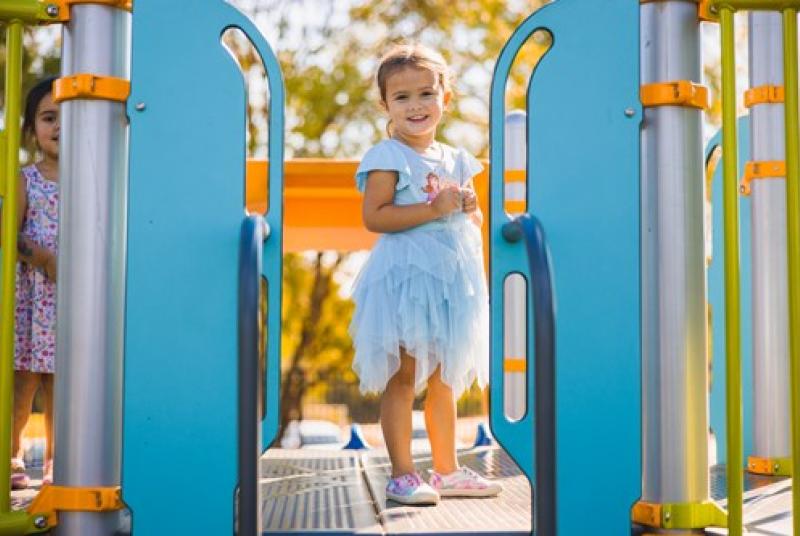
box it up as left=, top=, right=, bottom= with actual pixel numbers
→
left=5, top=78, right=59, bottom=489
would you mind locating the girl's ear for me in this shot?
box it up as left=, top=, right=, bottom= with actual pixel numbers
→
left=380, top=99, right=388, bottom=112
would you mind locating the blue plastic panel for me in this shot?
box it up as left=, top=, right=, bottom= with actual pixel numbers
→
left=489, top=0, right=641, bottom=533
left=123, top=1, right=283, bottom=534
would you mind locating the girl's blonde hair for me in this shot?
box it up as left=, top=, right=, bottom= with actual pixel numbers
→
left=376, top=43, right=452, bottom=103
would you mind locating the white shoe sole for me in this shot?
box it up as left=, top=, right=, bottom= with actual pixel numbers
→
left=386, top=490, right=440, bottom=505
left=437, top=485, right=503, bottom=498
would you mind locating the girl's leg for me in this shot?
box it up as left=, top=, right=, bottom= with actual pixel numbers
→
left=12, top=371, right=40, bottom=459
left=40, top=373, right=54, bottom=462
left=424, top=365, right=458, bottom=474
left=381, top=350, right=416, bottom=477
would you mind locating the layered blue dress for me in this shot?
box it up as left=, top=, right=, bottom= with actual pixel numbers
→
left=349, top=139, right=489, bottom=397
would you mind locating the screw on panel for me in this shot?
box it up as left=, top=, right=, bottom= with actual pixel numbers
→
left=33, top=516, right=48, bottom=529
left=46, top=4, right=59, bottom=17
left=135, top=102, right=146, bottom=111
left=624, top=107, right=636, bottom=117
left=774, top=463, right=780, bottom=472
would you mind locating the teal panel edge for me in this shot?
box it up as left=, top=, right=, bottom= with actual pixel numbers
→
left=706, top=118, right=754, bottom=466
left=123, top=1, right=283, bottom=534
left=489, top=0, right=641, bottom=533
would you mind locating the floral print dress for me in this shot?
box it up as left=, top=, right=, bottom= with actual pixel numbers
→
left=14, top=164, right=58, bottom=373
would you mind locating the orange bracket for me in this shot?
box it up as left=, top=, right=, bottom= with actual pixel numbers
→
left=50, top=0, right=132, bottom=22
left=641, top=81, right=709, bottom=110
left=27, top=485, right=124, bottom=528
left=697, top=0, right=718, bottom=22
left=744, top=85, right=785, bottom=108
left=504, top=358, right=527, bottom=373
left=53, top=73, right=131, bottom=104
left=740, top=160, right=786, bottom=195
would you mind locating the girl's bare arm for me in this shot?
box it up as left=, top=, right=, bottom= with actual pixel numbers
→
left=0, top=174, right=57, bottom=281
left=362, top=169, right=460, bottom=233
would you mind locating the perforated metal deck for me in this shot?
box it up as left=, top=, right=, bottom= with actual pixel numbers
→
left=705, top=465, right=793, bottom=535
left=260, top=445, right=531, bottom=535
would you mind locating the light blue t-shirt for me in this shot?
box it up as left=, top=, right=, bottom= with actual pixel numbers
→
left=355, top=139, right=484, bottom=209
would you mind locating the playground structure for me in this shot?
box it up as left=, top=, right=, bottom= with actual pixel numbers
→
left=0, top=0, right=797, bottom=535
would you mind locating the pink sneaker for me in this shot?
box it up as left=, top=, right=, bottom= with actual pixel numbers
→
left=10, top=458, right=29, bottom=490
left=385, top=472, right=439, bottom=505
left=429, top=466, right=503, bottom=497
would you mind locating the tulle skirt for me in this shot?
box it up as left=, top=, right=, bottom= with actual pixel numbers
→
left=349, top=217, right=489, bottom=397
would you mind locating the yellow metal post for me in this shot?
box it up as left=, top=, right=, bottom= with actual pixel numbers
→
left=781, top=8, right=800, bottom=535
left=0, top=20, right=24, bottom=515
left=718, top=6, right=743, bottom=535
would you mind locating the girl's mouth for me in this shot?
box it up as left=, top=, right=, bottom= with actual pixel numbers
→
left=407, top=115, right=428, bottom=123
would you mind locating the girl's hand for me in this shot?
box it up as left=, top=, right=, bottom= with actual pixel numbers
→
left=44, top=253, right=57, bottom=282
left=462, top=189, right=478, bottom=213
left=431, top=184, right=462, bottom=216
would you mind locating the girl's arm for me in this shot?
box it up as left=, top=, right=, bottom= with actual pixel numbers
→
left=362, top=170, right=461, bottom=233
left=0, top=174, right=57, bottom=281
left=462, top=179, right=483, bottom=228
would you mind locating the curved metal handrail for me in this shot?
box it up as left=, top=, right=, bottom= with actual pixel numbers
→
left=238, top=214, right=268, bottom=536
left=502, top=213, right=557, bottom=536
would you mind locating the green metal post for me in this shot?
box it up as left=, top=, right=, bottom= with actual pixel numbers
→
left=719, top=6, right=743, bottom=536
left=0, top=0, right=59, bottom=24
left=781, top=8, right=800, bottom=535
left=0, top=20, right=24, bottom=514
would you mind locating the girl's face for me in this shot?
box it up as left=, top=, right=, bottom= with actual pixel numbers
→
left=382, top=66, right=451, bottom=146
left=33, top=92, right=59, bottom=160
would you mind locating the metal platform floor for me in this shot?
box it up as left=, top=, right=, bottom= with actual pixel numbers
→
left=706, top=465, right=793, bottom=535
left=260, top=445, right=532, bottom=535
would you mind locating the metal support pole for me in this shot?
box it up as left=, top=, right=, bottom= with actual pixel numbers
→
left=0, top=20, right=24, bottom=515
left=719, top=6, right=744, bottom=534
left=780, top=8, right=800, bottom=533
left=640, top=0, right=709, bottom=508
left=54, top=5, right=130, bottom=535
left=503, top=110, right=527, bottom=422
left=747, top=11, right=791, bottom=469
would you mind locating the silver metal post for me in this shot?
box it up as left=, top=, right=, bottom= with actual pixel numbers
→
left=504, top=110, right=527, bottom=422
left=640, top=1, right=709, bottom=504
left=55, top=5, right=130, bottom=534
left=748, top=12, right=790, bottom=465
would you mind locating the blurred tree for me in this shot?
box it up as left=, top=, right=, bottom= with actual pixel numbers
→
left=278, top=251, right=355, bottom=441
left=229, top=0, right=550, bottom=158
left=0, top=27, right=60, bottom=156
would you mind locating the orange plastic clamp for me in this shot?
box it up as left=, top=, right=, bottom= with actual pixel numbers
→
left=641, top=81, right=709, bottom=110
left=51, top=0, right=132, bottom=22
left=53, top=74, right=131, bottom=104
left=504, top=200, right=526, bottom=214
left=631, top=501, right=661, bottom=527
left=27, top=485, right=124, bottom=528
left=744, top=85, right=785, bottom=108
left=504, top=358, right=527, bottom=373
left=697, top=0, right=718, bottom=22
left=505, top=170, right=526, bottom=183
left=740, top=160, right=786, bottom=195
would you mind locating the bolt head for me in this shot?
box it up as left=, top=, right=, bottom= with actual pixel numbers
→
left=33, top=516, right=47, bottom=529
left=774, top=463, right=780, bottom=471
left=624, top=107, right=636, bottom=117
left=135, top=102, right=146, bottom=111
left=46, top=4, right=59, bottom=17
